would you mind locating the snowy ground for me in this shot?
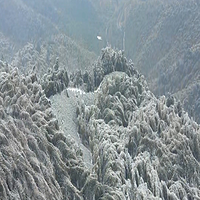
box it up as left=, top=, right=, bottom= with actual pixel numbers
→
left=50, top=88, right=94, bottom=169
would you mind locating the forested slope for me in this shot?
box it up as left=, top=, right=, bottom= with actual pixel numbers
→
left=0, top=48, right=200, bottom=199
left=106, top=0, right=200, bottom=122
left=0, top=0, right=97, bottom=77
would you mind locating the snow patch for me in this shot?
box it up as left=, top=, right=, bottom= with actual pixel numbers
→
left=67, top=87, right=86, bottom=95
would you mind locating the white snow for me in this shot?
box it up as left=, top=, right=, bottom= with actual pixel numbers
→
left=50, top=89, right=93, bottom=169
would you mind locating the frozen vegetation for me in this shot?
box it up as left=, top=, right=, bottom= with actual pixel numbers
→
left=105, top=0, right=200, bottom=123
left=77, top=48, right=200, bottom=199
left=1, top=0, right=200, bottom=199
left=0, top=61, right=96, bottom=200
left=1, top=0, right=200, bottom=124
left=0, top=48, right=200, bottom=199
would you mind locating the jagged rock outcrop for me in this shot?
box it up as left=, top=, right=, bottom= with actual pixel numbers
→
left=77, top=49, right=200, bottom=199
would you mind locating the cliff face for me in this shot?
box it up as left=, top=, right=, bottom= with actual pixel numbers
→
left=0, top=48, right=200, bottom=199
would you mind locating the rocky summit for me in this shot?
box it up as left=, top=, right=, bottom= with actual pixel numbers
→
left=0, top=48, right=200, bottom=199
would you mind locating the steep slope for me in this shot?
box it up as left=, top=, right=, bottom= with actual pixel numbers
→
left=0, top=47, right=200, bottom=199
left=0, top=0, right=97, bottom=73
left=5, top=0, right=199, bottom=124
left=0, top=0, right=57, bottom=45
left=0, top=32, right=17, bottom=63
left=11, top=34, right=96, bottom=78
left=77, top=48, right=200, bottom=199
left=20, top=0, right=102, bottom=53
left=0, top=62, right=98, bottom=200
left=106, top=0, right=200, bottom=122
left=107, top=0, right=200, bottom=74
left=152, top=46, right=200, bottom=123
